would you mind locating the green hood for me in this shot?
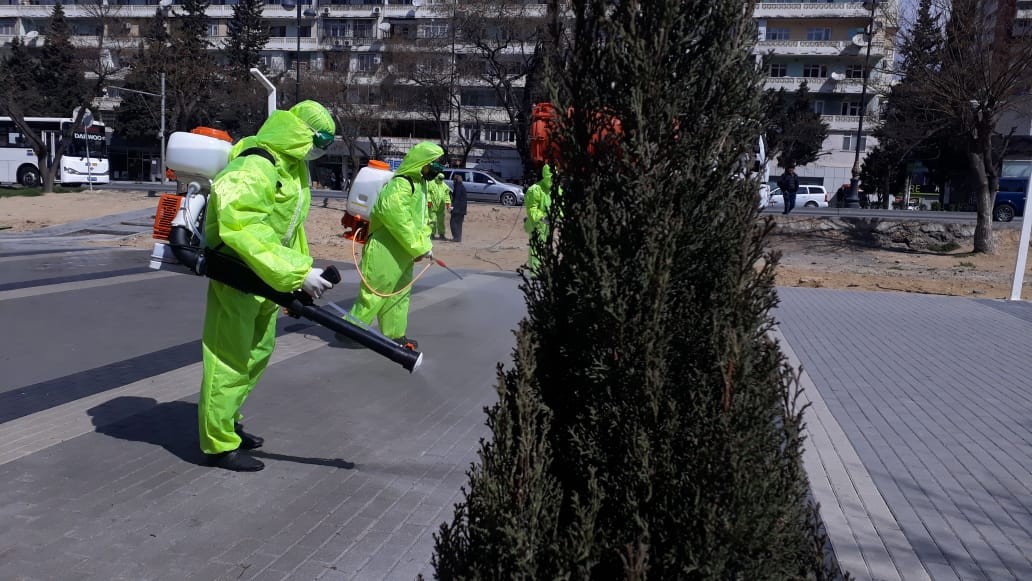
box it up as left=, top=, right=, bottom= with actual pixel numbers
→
left=236, top=110, right=314, bottom=161
left=395, top=141, right=444, bottom=179
left=540, top=163, right=553, bottom=191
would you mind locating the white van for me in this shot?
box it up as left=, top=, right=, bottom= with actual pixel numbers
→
left=767, top=185, right=829, bottom=209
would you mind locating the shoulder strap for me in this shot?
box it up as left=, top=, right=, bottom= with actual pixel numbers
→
left=393, top=174, right=415, bottom=192
left=239, top=147, right=281, bottom=189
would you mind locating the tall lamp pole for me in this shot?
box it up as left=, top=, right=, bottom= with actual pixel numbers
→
left=282, top=0, right=317, bottom=105
left=846, top=0, right=879, bottom=209
left=108, top=71, right=166, bottom=184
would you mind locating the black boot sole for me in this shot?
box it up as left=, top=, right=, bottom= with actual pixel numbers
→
left=207, top=450, right=264, bottom=472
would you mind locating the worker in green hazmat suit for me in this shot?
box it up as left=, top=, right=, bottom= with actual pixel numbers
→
left=427, top=173, right=451, bottom=240
left=199, top=100, right=337, bottom=472
left=348, top=142, right=445, bottom=349
left=524, top=163, right=561, bottom=273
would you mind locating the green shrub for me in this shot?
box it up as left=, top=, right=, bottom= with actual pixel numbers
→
left=434, top=1, right=841, bottom=578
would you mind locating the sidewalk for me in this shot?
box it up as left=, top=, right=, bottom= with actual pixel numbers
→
left=0, top=242, right=522, bottom=580
left=776, top=287, right=1032, bottom=580
left=3, top=214, right=1031, bottom=579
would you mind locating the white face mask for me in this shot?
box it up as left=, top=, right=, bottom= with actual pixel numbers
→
left=305, top=146, right=327, bottom=161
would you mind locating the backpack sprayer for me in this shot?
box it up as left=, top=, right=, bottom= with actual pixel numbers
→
left=340, top=160, right=463, bottom=285
left=147, top=128, right=423, bottom=373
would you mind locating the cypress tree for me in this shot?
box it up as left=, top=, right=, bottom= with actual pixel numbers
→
left=36, top=3, right=87, bottom=117
left=434, top=0, right=839, bottom=578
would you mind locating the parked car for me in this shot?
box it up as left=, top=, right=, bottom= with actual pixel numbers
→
left=993, top=177, right=1027, bottom=222
left=767, top=185, right=830, bottom=209
left=441, top=168, right=524, bottom=206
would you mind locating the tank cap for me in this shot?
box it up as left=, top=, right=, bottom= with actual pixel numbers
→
left=368, top=160, right=390, bottom=170
left=190, top=127, right=233, bottom=143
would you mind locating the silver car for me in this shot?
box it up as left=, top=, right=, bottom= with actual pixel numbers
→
left=442, top=168, right=524, bottom=206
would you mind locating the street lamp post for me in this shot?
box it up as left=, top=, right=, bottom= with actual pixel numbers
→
left=281, top=0, right=317, bottom=105
left=108, top=72, right=166, bottom=184
left=846, top=0, right=879, bottom=209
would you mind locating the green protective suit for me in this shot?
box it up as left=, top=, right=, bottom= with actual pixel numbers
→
left=427, top=174, right=450, bottom=238
left=198, top=101, right=336, bottom=455
left=524, top=164, right=560, bottom=272
left=349, top=142, right=443, bottom=340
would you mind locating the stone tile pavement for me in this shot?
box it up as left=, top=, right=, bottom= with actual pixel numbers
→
left=776, top=288, right=1032, bottom=580
left=4, top=220, right=1032, bottom=580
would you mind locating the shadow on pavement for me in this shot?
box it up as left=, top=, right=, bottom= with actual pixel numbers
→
left=87, top=396, right=356, bottom=470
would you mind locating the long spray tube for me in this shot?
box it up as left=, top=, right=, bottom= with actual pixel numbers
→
left=168, top=229, right=423, bottom=372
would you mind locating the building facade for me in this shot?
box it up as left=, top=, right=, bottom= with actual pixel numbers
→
left=754, top=0, right=899, bottom=191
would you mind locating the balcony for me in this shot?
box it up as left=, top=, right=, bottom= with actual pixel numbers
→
left=755, top=39, right=886, bottom=57
left=765, top=76, right=883, bottom=94
left=754, top=1, right=896, bottom=19
left=266, top=36, right=321, bottom=51
left=822, top=114, right=878, bottom=130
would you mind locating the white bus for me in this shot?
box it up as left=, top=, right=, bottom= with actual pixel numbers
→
left=0, top=116, right=110, bottom=187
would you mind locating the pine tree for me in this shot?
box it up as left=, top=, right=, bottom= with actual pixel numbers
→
left=434, top=0, right=838, bottom=578
left=165, top=0, right=217, bottom=131
left=114, top=8, right=171, bottom=143
left=763, top=82, right=828, bottom=169
left=224, top=0, right=269, bottom=76
left=214, top=0, right=271, bottom=139
left=35, top=3, right=86, bottom=117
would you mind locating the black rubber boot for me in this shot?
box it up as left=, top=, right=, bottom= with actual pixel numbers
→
left=235, top=422, right=263, bottom=450
left=393, top=336, right=419, bottom=350
left=207, top=450, right=264, bottom=472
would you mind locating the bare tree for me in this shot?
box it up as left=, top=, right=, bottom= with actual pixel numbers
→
left=895, top=0, right=1032, bottom=253
left=451, top=0, right=549, bottom=178
left=0, top=1, right=130, bottom=191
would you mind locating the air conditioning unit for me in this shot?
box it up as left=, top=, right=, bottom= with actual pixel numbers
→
left=321, top=7, right=329, bottom=16
left=372, top=6, right=381, bottom=14
left=343, top=39, right=352, bottom=47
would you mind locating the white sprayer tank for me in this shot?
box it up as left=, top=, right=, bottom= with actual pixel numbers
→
left=165, top=131, right=234, bottom=181
left=347, top=160, right=394, bottom=219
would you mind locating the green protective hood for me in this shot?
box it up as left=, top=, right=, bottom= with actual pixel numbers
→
left=395, top=141, right=445, bottom=178
left=540, top=163, right=553, bottom=191
left=242, top=110, right=316, bottom=161
left=289, top=100, right=335, bottom=135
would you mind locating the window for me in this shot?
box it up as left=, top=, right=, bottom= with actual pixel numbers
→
left=813, top=100, right=825, bottom=115
left=354, top=21, right=373, bottom=38
left=765, top=28, right=789, bottom=41
left=0, top=19, right=14, bottom=35
left=460, top=124, right=480, bottom=141
left=269, top=25, right=287, bottom=37
left=806, top=28, right=831, bottom=41
left=802, top=64, right=827, bottom=78
left=355, top=53, right=378, bottom=73
left=417, top=20, right=449, bottom=39
left=208, top=21, right=220, bottom=37
left=769, top=63, right=787, bottom=77
left=841, top=135, right=868, bottom=151
left=845, top=64, right=866, bottom=79
left=483, top=124, right=516, bottom=143
left=473, top=172, right=491, bottom=184
left=840, top=101, right=861, bottom=116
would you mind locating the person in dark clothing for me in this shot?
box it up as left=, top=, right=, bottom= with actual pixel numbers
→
left=776, top=166, right=800, bottom=215
left=835, top=183, right=850, bottom=208
left=449, top=173, right=467, bottom=242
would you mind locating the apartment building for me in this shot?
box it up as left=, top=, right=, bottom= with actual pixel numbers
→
left=754, top=0, right=899, bottom=190
left=1, top=1, right=898, bottom=184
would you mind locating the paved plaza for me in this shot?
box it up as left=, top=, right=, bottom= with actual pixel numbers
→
left=0, top=213, right=1030, bottom=580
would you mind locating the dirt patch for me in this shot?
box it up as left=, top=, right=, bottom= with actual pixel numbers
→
left=3, top=188, right=1029, bottom=298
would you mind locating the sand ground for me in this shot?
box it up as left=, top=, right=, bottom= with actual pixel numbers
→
left=2, top=188, right=1027, bottom=298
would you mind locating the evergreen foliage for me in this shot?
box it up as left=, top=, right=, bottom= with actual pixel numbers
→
left=224, top=0, right=269, bottom=76
left=215, top=0, right=271, bottom=138
left=762, top=82, right=828, bottom=169
left=35, top=3, right=87, bottom=117
left=434, top=1, right=839, bottom=578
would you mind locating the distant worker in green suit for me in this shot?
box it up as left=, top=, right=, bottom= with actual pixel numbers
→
left=348, top=141, right=445, bottom=349
left=523, top=163, right=561, bottom=274
left=427, top=173, right=451, bottom=240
